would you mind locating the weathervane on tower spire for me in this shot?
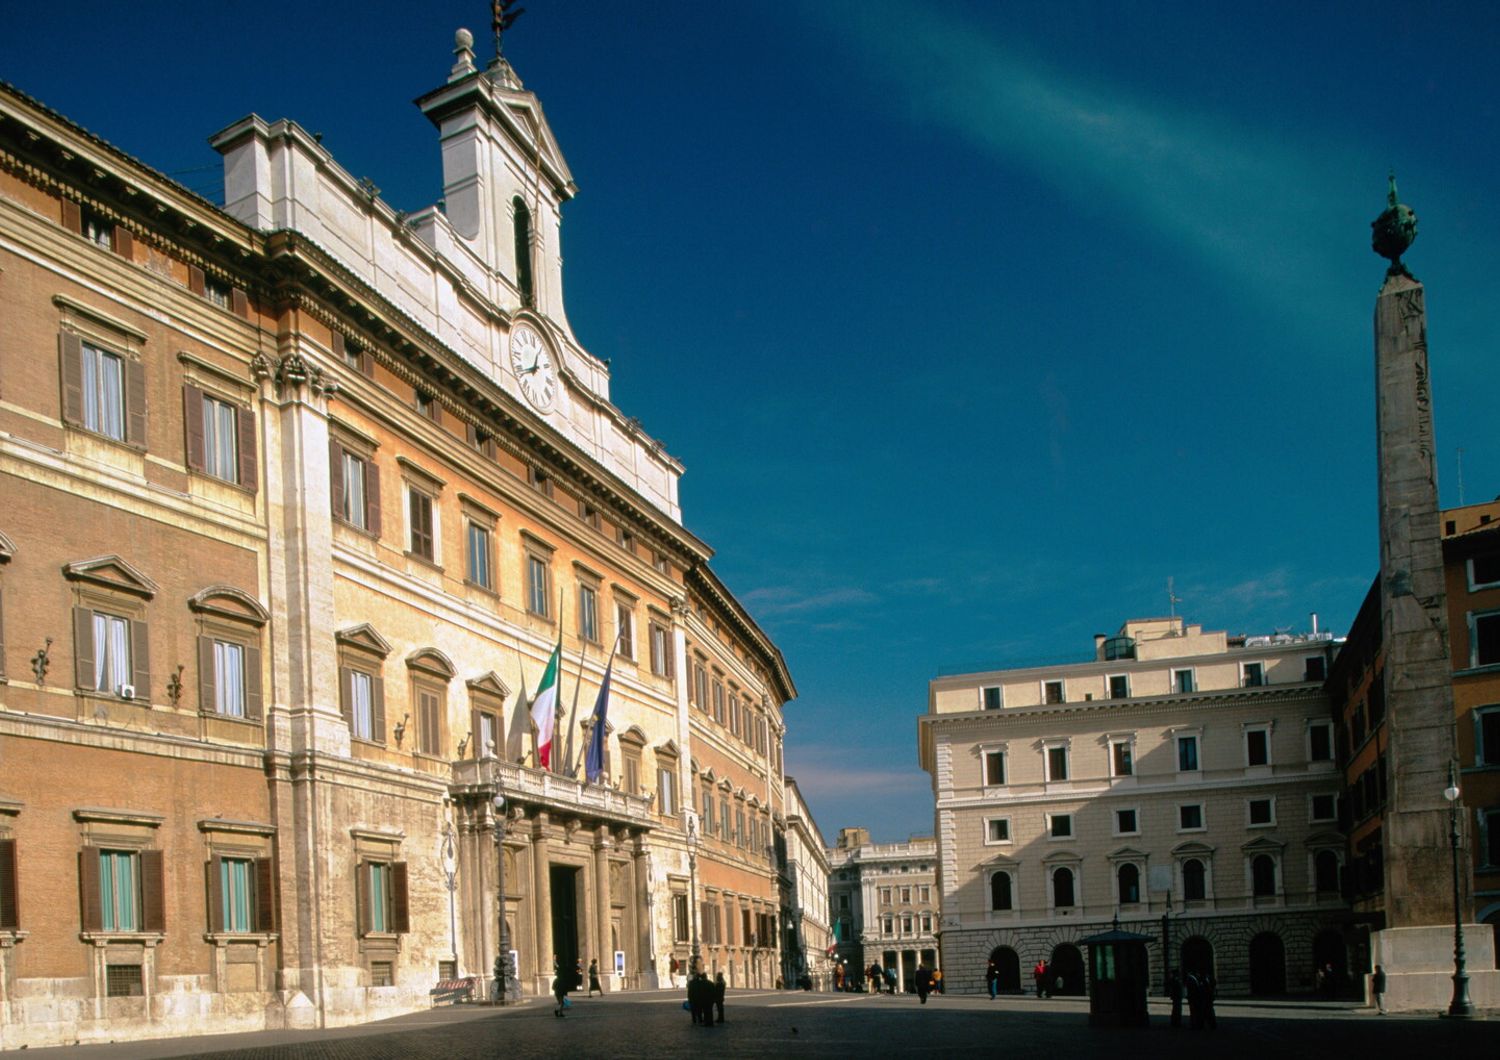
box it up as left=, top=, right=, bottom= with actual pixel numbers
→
left=492, top=0, right=525, bottom=60
left=1371, top=172, right=1419, bottom=279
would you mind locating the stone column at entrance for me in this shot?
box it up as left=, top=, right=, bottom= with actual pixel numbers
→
left=594, top=826, right=612, bottom=986
left=531, top=811, right=553, bottom=991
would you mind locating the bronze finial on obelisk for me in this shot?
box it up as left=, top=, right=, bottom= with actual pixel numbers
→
left=1371, top=172, right=1419, bottom=279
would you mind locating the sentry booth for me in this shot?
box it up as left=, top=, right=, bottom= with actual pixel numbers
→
left=1080, top=920, right=1152, bottom=1027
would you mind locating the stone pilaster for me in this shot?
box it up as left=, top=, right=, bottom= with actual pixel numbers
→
left=531, top=811, right=553, bottom=990
left=594, top=826, right=612, bottom=977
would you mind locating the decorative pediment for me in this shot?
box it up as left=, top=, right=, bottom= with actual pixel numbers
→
left=1107, top=846, right=1149, bottom=863
left=1041, top=848, right=1082, bottom=865
left=718, top=777, right=733, bottom=792
left=188, top=585, right=269, bottom=626
left=335, top=623, right=392, bottom=657
left=1171, top=840, right=1216, bottom=858
left=466, top=671, right=510, bottom=698
left=747, top=794, right=761, bottom=809
left=983, top=852, right=1019, bottom=868
left=406, top=647, right=456, bottom=678
left=655, top=739, right=679, bottom=759
left=0, top=530, right=15, bottom=563
left=1304, top=830, right=1345, bottom=849
left=1241, top=835, right=1285, bottom=854
left=63, top=555, right=157, bottom=599
left=617, top=725, right=648, bottom=748
left=688, top=756, right=700, bottom=776
left=699, top=767, right=717, bottom=784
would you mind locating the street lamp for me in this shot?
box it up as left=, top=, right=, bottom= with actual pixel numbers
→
left=440, top=820, right=459, bottom=974
left=1442, top=764, right=1473, bottom=1018
left=687, top=811, right=702, bottom=974
left=492, top=793, right=515, bottom=1005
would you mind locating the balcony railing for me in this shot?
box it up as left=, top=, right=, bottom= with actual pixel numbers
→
left=450, top=757, right=657, bottom=828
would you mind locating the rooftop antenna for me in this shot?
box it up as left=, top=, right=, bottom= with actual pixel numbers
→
left=1167, top=577, right=1182, bottom=622
left=1457, top=447, right=1466, bottom=506
left=492, top=0, right=524, bottom=61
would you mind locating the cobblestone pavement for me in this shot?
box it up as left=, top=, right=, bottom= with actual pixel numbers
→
left=16, top=991, right=1499, bottom=1060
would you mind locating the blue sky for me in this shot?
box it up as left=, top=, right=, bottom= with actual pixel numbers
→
left=5, top=2, right=1499, bottom=843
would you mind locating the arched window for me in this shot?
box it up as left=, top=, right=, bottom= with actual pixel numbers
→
left=512, top=197, right=534, bottom=307
left=1314, top=850, right=1340, bottom=893
left=1117, top=863, right=1140, bottom=904
left=1252, top=854, right=1277, bottom=897
left=1052, top=867, right=1075, bottom=908
left=990, top=871, right=1013, bottom=911
left=1183, top=858, right=1206, bottom=901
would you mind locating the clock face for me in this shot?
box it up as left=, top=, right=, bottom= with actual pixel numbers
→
left=509, top=324, right=556, bottom=410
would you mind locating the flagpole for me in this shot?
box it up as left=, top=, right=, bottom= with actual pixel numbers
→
left=512, top=655, right=530, bottom=766
left=585, top=635, right=622, bottom=786
left=562, top=639, right=587, bottom=778
left=552, top=586, right=565, bottom=774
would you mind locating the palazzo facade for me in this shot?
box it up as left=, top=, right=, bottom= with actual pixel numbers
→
left=0, top=29, right=793, bottom=1050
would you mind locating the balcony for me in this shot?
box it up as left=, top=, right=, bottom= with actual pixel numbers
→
left=449, top=757, right=657, bottom=830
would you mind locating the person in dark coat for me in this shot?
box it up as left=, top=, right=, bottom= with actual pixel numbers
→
left=1167, top=970, right=1183, bottom=1028
left=713, top=971, right=727, bottom=1023
left=587, top=958, right=603, bottom=997
left=915, top=962, right=932, bottom=1004
left=1202, top=973, right=1217, bottom=1029
left=552, top=972, right=570, bottom=1017
left=986, top=959, right=999, bottom=999
left=1184, top=972, right=1203, bottom=1029
left=1372, top=965, right=1387, bottom=1014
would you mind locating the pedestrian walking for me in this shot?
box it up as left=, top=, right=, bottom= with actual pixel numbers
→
left=587, top=958, right=603, bottom=997
left=1372, top=965, right=1387, bottom=1014
left=1167, top=970, right=1183, bottom=1028
left=713, top=971, right=727, bottom=1023
left=932, top=968, right=944, bottom=994
left=1185, top=972, right=1203, bottom=1030
left=1033, top=959, right=1050, bottom=998
left=986, top=958, right=999, bottom=999
left=884, top=966, right=897, bottom=995
left=552, top=972, right=571, bottom=1017
left=1203, top=973, right=1217, bottom=1029
left=915, top=962, right=932, bottom=1004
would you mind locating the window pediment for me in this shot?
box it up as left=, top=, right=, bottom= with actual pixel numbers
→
left=405, top=647, right=456, bottom=679
left=1241, top=836, right=1285, bottom=854
left=63, top=555, right=158, bottom=599
left=618, top=725, right=648, bottom=749
left=1304, top=830, right=1345, bottom=849
left=1171, top=840, right=1215, bottom=857
left=465, top=671, right=510, bottom=698
left=1041, top=849, right=1081, bottom=865
left=188, top=585, right=269, bottom=626
left=656, top=739, right=680, bottom=759
left=717, top=777, right=733, bottom=792
left=1108, top=846, right=1149, bottom=863
left=0, top=530, right=15, bottom=563
left=335, top=623, right=392, bottom=657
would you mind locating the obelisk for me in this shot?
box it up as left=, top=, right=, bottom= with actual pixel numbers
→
left=1370, top=177, right=1470, bottom=927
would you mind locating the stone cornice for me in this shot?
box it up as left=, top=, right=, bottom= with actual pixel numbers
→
left=923, top=683, right=1328, bottom=730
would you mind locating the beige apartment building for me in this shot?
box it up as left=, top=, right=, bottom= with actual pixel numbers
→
left=921, top=616, right=1346, bottom=997
left=827, top=828, right=940, bottom=991
left=0, top=28, right=793, bottom=1050
left=779, top=776, right=831, bottom=988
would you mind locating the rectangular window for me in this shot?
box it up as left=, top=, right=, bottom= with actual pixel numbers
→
left=883, top=916, right=894, bottom=936
left=1178, top=804, right=1204, bottom=831
left=712, top=678, right=725, bottom=724
left=1242, top=661, right=1266, bottom=687
left=1304, top=656, right=1327, bottom=682
left=466, top=522, right=493, bottom=590
left=616, top=602, right=635, bottom=659
left=1046, top=745, right=1069, bottom=781
left=527, top=554, right=550, bottom=617
left=414, top=389, right=439, bottom=422
left=1115, top=808, right=1138, bottom=835
left=1471, top=611, right=1500, bottom=667
left=657, top=767, right=677, bottom=816
left=982, top=686, right=1002, bottom=710
left=1469, top=554, right=1500, bottom=590
left=1049, top=814, right=1073, bottom=839
left=719, top=798, right=730, bottom=841
left=1111, top=741, right=1134, bottom=777
left=1483, top=808, right=1500, bottom=869
left=99, top=849, right=139, bottom=932
left=106, top=964, right=143, bottom=997
left=986, top=818, right=1010, bottom=844
left=1174, top=668, right=1195, bottom=693
left=340, top=451, right=370, bottom=529
left=983, top=750, right=1006, bottom=786
left=1043, top=680, right=1064, bottom=704
left=1248, top=797, right=1275, bottom=826
left=82, top=342, right=126, bottom=440
left=903, top=916, right=913, bottom=934
left=92, top=611, right=132, bottom=696
left=901, top=886, right=912, bottom=904
left=349, top=670, right=374, bottom=741
left=1246, top=727, right=1270, bottom=766
left=213, top=640, right=245, bottom=717
left=219, top=857, right=253, bottom=932
left=476, top=709, right=499, bottom=758
left=416, top=689, right=442, bottom=756
left=672, top=894, right=689, bottom=942
left=1478, top=707, right=1500, bottom=766
left=1108, top=674, right=1130, bottom=699
left=407, top=486, right=435, bottom=561
left=1310, top=793, right=1337, bottom=822
left=0, top=838, right=17, bottom=930
left=579, top=582, right=599, bottom=643
left=364, top=861, right=392, bottom=933
left=649, top=622, right=672, bottom=677
left=200, top=393, right=241, bottom=483
left=1308, top=722, right=1333, bottom=762
left=1177, top=735, right=1199, bottom=772
left=879, top=887, right=892, bottom=906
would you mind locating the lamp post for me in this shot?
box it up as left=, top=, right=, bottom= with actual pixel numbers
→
left=1442, top=764, right=1473, bottom=1018
left=492, top=793, right=514, bottom=1005
left=440, top=820, right=459, bottom=974
left=687, top=811, right=701, bottom=974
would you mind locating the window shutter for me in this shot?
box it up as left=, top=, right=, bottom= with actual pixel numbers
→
left=183, top=385, right=205, bottom=471
left=130, top=619, right=150, bottom=700
left=73, top=606, right=96, bottom=690
left=365, top=461, right=382, bottom=537
left=391, top=861, right=410, bottom=934
left=328, top=438, right=345, bottom=522
left=236, top=405, right=257, bottom=491
left=471, top=707, right=483, bottom=758
left=357, top=861, right=372, bottom=934
left=125, top=358, right=147, bottom=449
left=141, top=849, right=165, bottom=932
left=59, top=331, right=85, bottom=426
left=371, top=674, right=386, bottom=743
left=332, top=331, right=346, bottom=361
left=79, top=849, right=103, bottom=932
left=231, top=288, right=249, bottom=319
left=243, top=644, right=263, bottom=721
left=0, top=837, right=17, bottom=929
left=254, top=857, right=275, bottom=932
left=207, top=855, right=224, bottom=933
left=188, top=265, right=205, bottom=296
left=62, top=198, right=82, bottom=234
left=111, top=225, right=134, bottom=260
left=0, top=587, right=6, bottom=678
left=198, top=635, right=216, bottom=712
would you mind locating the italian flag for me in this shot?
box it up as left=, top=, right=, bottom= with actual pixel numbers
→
left=530, top=640, right=562, bottom=769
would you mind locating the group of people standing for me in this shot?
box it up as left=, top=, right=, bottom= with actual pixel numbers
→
left=550, top=957, right=606, bottom=1017
left=686, top=970, right=727, bottom=1026
left=1165, top=970, right=1217, bottom=1029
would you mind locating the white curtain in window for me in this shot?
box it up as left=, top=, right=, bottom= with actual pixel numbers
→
left=343, top=453, right=365, bottom=524
left=216, top=641, right=245, bottom=716
left=351, top=671, right=373, bottom=740
left=99, top=351, right=123, bottom=438
left=94, top=612, right=129, bottom=692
